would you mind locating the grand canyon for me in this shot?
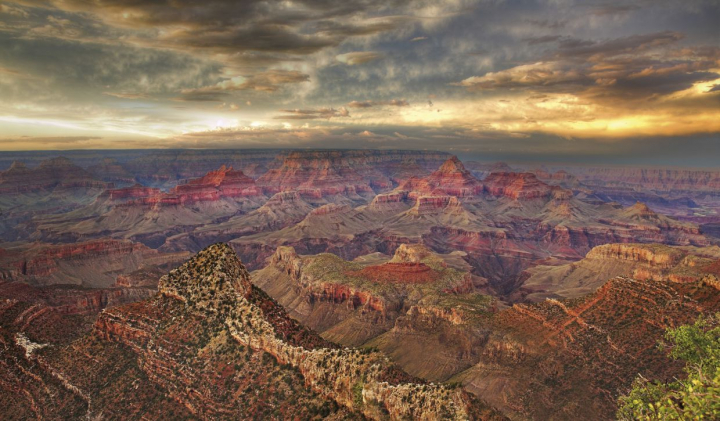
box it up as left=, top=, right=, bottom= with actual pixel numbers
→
left=1, top=149, right=719, bottom=420
left=2, top=0, right=720, bottom=419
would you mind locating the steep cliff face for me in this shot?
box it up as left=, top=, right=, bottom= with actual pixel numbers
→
left=0, top=239, right=189, bottom=288
left=399, top=157, right=483, bottom=198
left=172, top=165, right=261, bottom=200
left=104, top=165, right=263, bottom=207
left=456, top=274, right=720, bottom=420
left=106, top=244, right=498, bottom=419
left=482, top=172, right=564, bottom=200
left=0, top=157, right=106, bottom=194
left=0, top=281, right=155, bottom=315
left=518, top=243, right=720, bottom=301
left=2, top=243, right=504, bottom=420
left=256, top=151, right=386, bottom=199
left=253, top=244, right=491, bottom=379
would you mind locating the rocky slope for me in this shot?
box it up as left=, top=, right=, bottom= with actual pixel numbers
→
left=0, top=157, right=108, bottom=240
left=254, top=241, right=720, bottom=420
left=0, top=157, right=106, bottom=195
left=253, top=244, right=493, bottom=380
left=0, top=243, right=504, bottom=420
left=517, top=242, right=720, bottom=301
left=399, top=156, right=483, bottom=198
left=31, top=166, right=268, bottom=247
left=454, top=274, right=720, bottom=420
left=233, top=158, right=708, bottom=295
left=0, top=239, right=189, bottom=287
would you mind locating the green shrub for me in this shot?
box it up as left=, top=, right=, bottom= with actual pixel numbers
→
left=618, top=313, right=720, bottom=420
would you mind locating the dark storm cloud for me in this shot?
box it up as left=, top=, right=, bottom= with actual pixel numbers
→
left=591, top=4, right=640, bottom=16
left=11, top=0, right=416, bottom=58
left=554, top=31, right=685, bottom=59
left=457, top=31, right=720, bottom=104
left=2, top=0, right=720, bottom=162
left=523, top=35, right=562, bottom=45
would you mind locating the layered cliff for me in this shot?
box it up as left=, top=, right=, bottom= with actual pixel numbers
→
left=107, top=244, right=498, bottom=419
left=482, top=172, right=567, bottom=200
left=0, top=239, right=189, bottom=287
left=0, top=157, right=106, bottom=195
left=518, top=243, right=720, bottom=301
left=399, top=157, right=483, bottom=198
left=256, top=151, right=386, bottom=199
left=252, top=244, right=489, bottom=378
left=455, top=274, right=720, bottom=420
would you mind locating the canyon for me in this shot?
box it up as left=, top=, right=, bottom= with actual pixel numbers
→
left=1, top=149, right=719, bottom=420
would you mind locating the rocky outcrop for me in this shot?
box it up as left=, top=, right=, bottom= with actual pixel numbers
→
left=369, top=191, right=412, bottom=212
left=518, top=242, right=720, bottom=301
left=482, top=172, right=564, bottom=200
left=0, top=240, right=188, bottom=287
left=256, top=151, right=383, bottom=198
left=94, top=243, right=493, bottom=420
left=585, top=243, right=685, bottom=267
left=105, top=184, right=161, bottom=201
left=399, top=157, right=483, bottom=198
left=407, top=196, right=466, bottom=216
left=172, top=164, right=261, bottom=199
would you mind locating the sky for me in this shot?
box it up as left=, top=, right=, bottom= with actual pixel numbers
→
left=0, top=0, right=719, bottom=164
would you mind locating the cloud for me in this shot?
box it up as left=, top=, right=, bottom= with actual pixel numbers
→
left=455, top=31, right=720, bottom=105
left=347, top=99, right=409, bottom=108
left=0, top=135, right=105, bottom=150
left=523, top=35, right=562, bottom=45
left=1, top=3, right=29, bottom=17
left=103, top=92, right=149, bottom=99
left=176, top=69, right=311, bottom=100
left=336, top=51, right=383, bottom=65
left=174, top=90, right=230, bottom=102
left=555, top=31, right=685, bottom=59
left=591, top=5, right=640, bottom=16
left=275, top=107, right=350, bottom=119
left=216, top=70, right=310, bottom=92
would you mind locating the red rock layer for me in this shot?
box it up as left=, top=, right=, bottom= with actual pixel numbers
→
left=103, top=165, right=262, bottom=207
left=256, top=151, right=379, bottom=197
left=350, top=262, right=440, bottom=284
left=399, top=156, right=483, bottom=197
left=0, top=240, right=153, bottom=280
left=482, top=172, right=565, bottom=200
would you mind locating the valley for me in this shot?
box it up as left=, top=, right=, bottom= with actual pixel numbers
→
left=1, top=149, right=719, bottom=420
